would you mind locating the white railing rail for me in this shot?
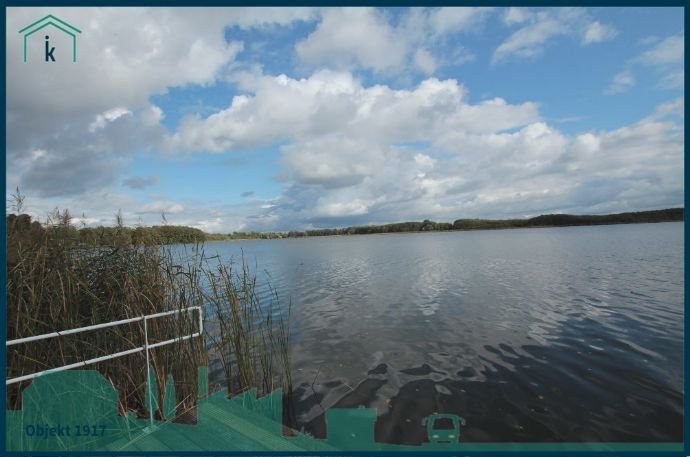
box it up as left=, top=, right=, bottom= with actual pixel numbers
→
left=6, top=306, right=203, bottom=427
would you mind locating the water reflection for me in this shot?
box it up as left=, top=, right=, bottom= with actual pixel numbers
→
left=194, top=223, right=683, bottom=442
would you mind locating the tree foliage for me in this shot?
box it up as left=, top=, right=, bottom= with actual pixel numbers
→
left=7, top=208, right=683, bottom=247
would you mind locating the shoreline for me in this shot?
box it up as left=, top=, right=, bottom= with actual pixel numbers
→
left=206, top=218, right=683, bottom=242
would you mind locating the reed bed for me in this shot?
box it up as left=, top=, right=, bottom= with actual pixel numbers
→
left=6, top=209, right=293, bottom=425
left=200, top=250, right=296, bottom=428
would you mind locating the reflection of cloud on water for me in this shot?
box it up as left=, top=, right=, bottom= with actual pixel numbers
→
left=409, top=256, right=469, bottom=317
left=418, top=301, right=440, bottom=316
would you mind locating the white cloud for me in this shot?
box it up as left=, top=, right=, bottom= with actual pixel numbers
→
left=582, top=21, right=617, bottom=45
left=309, top=98, right=677, bottom=228
left=7, top=8, right=245, bottom=119
left=296, top=8, right=406, bottom=73
left=652, top=97, right=684, bottom=119
left=314, top=199, right=372, bottom=218
left=282, top=136, right=386, bottom=189
left=296, top=7, right=489, bottom=75
left=635, top=34, right=684, bottom=66
left=427, top=7, right=495, bottom=36
left=606, top=34, right=684, bottom=94
left=72, top=216, right=101, bottom=226
left=162, top=70, right=557, bottom=229
left=6, top=8, right=684, bottom=233
left=165, top=73, right=682, bottom=230
left=137, top=201, right=185, bottom=214
left=89, top=107, right=132, bottom=132
left=413, top=48, right=438, bottom=75
left=450, top=46, right=476, bottom=66
left=493, top=8, right=617, bottom=64
left=503, top=7, right=533, bottom=26
left=7, top=7, right=312, bottom=197
left=169, top=71, right=539, bottom=157
left=658, top=70, right=684, bottom=90
left=493, top=12, right=567, bottom=64
left=191, top=218, right=224, bottom=233
left=15, top=96, right=684, bottom=233
left=606, top=71, right=636, bottom=94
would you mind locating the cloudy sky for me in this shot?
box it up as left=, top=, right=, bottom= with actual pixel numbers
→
left=6, top=7, right=684, bottom=233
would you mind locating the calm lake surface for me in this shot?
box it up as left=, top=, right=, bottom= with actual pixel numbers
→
left=200, top=222, right=684, bottom=443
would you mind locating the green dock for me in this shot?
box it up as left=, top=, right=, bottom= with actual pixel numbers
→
left=5, top=370, right=683, bottom=453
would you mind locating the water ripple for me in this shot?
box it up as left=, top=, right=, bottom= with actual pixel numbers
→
left=195, top=223, right=683, bottom=443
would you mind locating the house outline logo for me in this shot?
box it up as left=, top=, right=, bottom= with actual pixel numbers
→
left=18, top=15, right=81, bottom=63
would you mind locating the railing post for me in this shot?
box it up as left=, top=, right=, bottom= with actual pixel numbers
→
left=5, top=306, right=203, bottom=390
left=143, top=315, right=154, bottom=429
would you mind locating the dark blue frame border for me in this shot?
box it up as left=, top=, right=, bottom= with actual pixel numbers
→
left=1, top=2, right=687, bottom=456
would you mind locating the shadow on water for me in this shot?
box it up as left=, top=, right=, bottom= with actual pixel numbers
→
left=291, top=312, right=683, bottom=444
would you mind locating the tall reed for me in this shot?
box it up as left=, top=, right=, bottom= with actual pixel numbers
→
left=7, top=209, right=292, bottom=426
left=203, top=253, right=293, bottom=399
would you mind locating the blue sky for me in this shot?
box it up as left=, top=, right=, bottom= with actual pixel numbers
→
left=6, top=7, right=684, bottom=232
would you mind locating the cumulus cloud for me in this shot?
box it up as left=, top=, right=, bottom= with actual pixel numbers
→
left=426, top=7, right=495, bottom=36
left=164, top=67, right=623, bottom=230
left=413, top=48, right=438, bottom=75
left=296, top=8, right=406, bottom=73
left=252, top=95, right=682, bottom=230
left=6, top=7, right=311, bottom=198
left=282, top=136, right=387, bottom=189
left=18, top=147, right=126, bottom=198
left=7, top=8, right=244, bottom=120
left=170, top=71, right=538, bottom=154
left=296, top=7, right=491, bottom=75
left=6, top=8, right=684, bottom=233
left=89, top=107, right=133, bottom=132
left=170, top=64, right=681, bottom=230
left=10, top=102, right=169, bottom=197
left=16, top=98, right=684, bottom=233
left=14, top=188, right=267, bottom=234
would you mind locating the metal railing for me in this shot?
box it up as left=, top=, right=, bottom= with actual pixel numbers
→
left=6, top=306, right=203, bottom=427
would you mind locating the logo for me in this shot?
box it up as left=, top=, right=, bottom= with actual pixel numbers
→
left=18, top=15, right=81, bottom=63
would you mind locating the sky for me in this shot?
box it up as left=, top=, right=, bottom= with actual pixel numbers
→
left=5, top=7, right=685, bottom=233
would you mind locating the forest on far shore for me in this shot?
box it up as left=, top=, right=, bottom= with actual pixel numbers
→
left=7, top=207, right=683, bottom=245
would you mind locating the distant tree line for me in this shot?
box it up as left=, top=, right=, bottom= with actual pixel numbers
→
left=282, top=208, right=684, bottom=238
left=7, top=213, right=207, bottom=246
left=284, top=219, right=454, bottom=238
left=7, top=208, right=683, bottom=246
left=452, top=208, right=684, bottom=231
left=215, top=231, right=286, bottom=240
left=80, top=225, right=207, bottom=245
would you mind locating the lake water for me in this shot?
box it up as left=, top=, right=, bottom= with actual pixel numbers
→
left=199, top=222, right=684, bottom=443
